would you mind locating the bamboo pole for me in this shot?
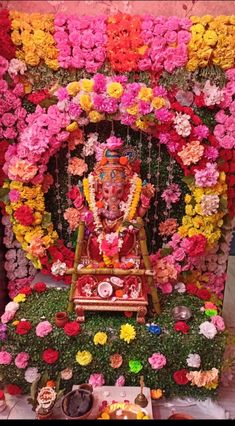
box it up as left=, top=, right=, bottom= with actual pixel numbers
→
left=65, top=268, right=155, bottom=276
left=137, top=217, right=161, bottom=315
left=67, top=221, right=85, bottom=313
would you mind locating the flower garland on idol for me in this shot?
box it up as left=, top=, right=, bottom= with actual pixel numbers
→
left=83, top=139, right=142, bottom=266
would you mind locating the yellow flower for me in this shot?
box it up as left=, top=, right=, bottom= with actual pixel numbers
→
left=76, top=350, right=93, bottom=366
left=138, top=87, right=153, bottom=102
left=45, top=59, right=59, bottom=71
left=135, top=118, right=149, bottom=131
left=186, top=58, right=199, bottom=72
left=66, top=121, right=79, bottom=132
left=13, top=293, right=26, bottom=303
left=66, top=81, right=80, bottom=96
left=203, top=30, right=218, bottom=46
left=138, top=45, right=148, bottom=55
left=126, top=104, right=139, bottom=115
left=191, top=23, right=205, bottom=35
left=151, top=97, right=165, bottom=109
left=219, top=172, right=226, bottom=183
left=120, top=323, right=136, bottom=344
left=93, top=332, right=108, bottom=346
left=12, top=320, right=20, bottom=326
left=80, top=94, right=93, bottom=112
left=185, top=205, right=194, bottom=216
left=188, top=228, right=200, bottom=237
left=200, top=15, right=213, bottom=26
left=80, top=79, right=94, bottom=92
left=185, top=194, right=192, bottom=204
left=107, top=82, right=123, bottom=99
left=88, top=111, right=104, bottom=123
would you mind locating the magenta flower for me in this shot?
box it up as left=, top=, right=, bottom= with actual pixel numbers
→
left=15, top=352, right=30, bottom=369
left=148, top=352, right=167, bottom=369
left=89, top=373, right=105, bottom=388
left=0, top=351, right=12, bottom=365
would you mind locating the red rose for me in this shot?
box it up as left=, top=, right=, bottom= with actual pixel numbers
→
left=196, top=288, right=211, bottom=300
left=19, top=287, right=32, bottom=296
left=64, top=321, right=81, bottom=337
left=42, top=348, right=59, bottom=364
left=14, top=205, right=34, bottom=226
left=16, top=321, right=32, bottom=335
left=186, top=283, right=198, bottom=295
left=174, top=321, right=190, bottom=334
left=6, top=384, right=22, bottom=395
left=173, top=369, right=189, bottom=385
left=34, top=282, right=47, bottom=293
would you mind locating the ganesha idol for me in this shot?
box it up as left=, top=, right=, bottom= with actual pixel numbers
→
left=68, top=136, right=160, bottom=323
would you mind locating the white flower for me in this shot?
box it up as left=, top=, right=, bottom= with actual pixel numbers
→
left=201, top=194, right=220, bottom=216
left=174, top=282, right=186, bottom=293
left=51, top=260, right=67, bottom=276
left=199, top=321, right=217, bottom=339
left=5, top=301, right=19, bottom=312
left=8, top=58, right=27, bottom=76
left=203, top=80, right=224, bottom=106
left=187, top=353, right=201, bottom=368
left=173, top=113, right=191, bottom=137
left=24, top=367, right=41, bottom=383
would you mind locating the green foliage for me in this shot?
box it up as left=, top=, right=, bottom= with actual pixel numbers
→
left=0, top=289, right=226, bottom=400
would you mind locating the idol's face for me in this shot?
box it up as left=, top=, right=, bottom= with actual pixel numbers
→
left=102, top=182, right=124, bottom=203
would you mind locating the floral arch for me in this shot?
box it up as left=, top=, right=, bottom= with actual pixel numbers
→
left=2, top=73, right=231, bottom=301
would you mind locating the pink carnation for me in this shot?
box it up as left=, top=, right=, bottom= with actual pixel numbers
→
left=89, top=373, right=105, bottom=388
left=211, top=315, right=225, bottom=332
left=195, top=163, right=219, bottom=187
left=36, top=321, right=53, bottom=337
left=148, top=352, right=167, bottom=369
left=0, top=351, right=12, bottom=365
left=115, top=375, right=125, bottom=386
left=15, top=352, right=29, bottom=369
left=1, top=310, right=15, bottom=324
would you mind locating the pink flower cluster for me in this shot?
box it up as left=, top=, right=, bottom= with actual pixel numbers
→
left=4, top=105, right=70, bottom=183
left=2, top=215, right=36, bottom=297
left=54, top=14, right=107, bottom=72
left=139, top=16, right=191, bottom=72
left=214, top=69, right=235, bottom=149
left=161, top=183, right=181, bottom=208
left=195, top=163, right=219, bottom=187
left=0, top=57, right=27, bottom=141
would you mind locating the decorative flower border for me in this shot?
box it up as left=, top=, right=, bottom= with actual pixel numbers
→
left=1, top=72, right=232, bottom=297
left=3, top=11, right=235, bottom=73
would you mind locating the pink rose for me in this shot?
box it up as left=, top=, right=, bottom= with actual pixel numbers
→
left=1, top=113, right=17, bottom=127
left=173, top=248, right=185, bottom=262
left=36, top=321, right=53, bottom=337
left=1, top=310, right=15, bottom=324
left=211, top=315, right=225, bottom=332
left=15, top=352, right=29, bottom=369
left=89, top=373, right=105, bottom=388
left=0, top=351, right=12, bottom=365
left=148, top=352, right=167, bottom=370
left=115, top=375, right=125, bottom=387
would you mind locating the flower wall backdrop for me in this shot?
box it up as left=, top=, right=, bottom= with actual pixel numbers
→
left=0, top=3, right=235, bottom=402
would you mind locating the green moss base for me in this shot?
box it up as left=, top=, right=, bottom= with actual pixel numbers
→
left=0, top=288, right=226, bottom=400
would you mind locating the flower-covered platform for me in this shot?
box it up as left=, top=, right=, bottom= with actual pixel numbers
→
left=0, top=285, right=226, bottom=402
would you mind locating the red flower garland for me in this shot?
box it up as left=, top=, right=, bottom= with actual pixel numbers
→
left=107, top=13, right=146, bottom=72
left=0, top=10, right=16, bottom=60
